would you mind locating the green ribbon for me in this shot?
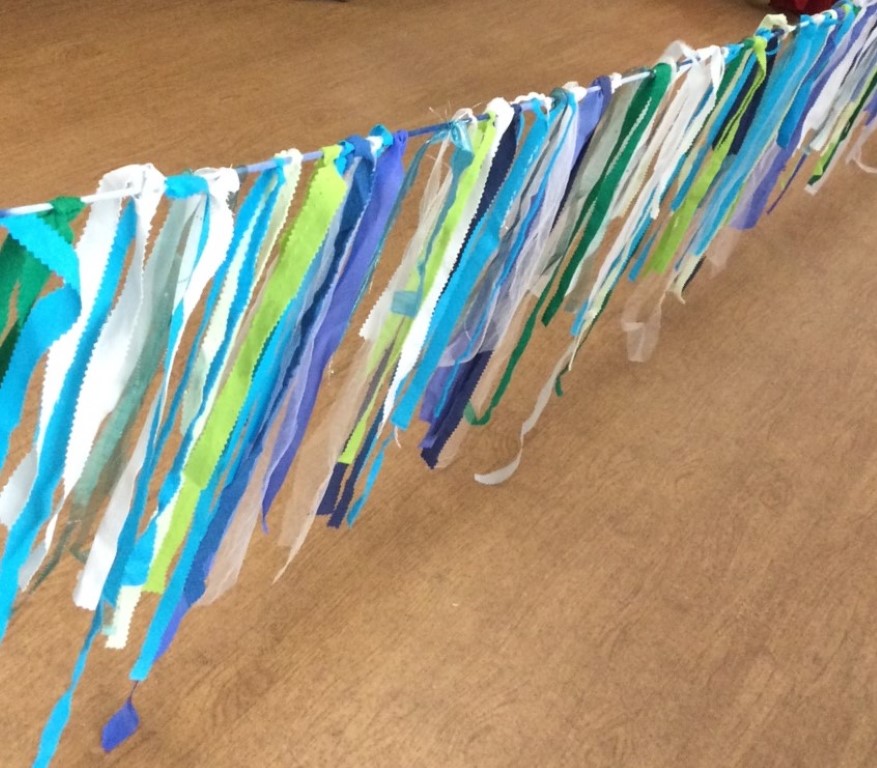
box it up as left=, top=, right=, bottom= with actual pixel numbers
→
left=466, top=67, right=673, bottom=426
left=648, top=37, right=768, bottom=275
left=810, top=64, right=877, bottom=184
left=0, top=197, right=84, bottom=380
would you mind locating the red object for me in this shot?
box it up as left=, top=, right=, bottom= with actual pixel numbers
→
left=770, top=0, right=836, bottom=13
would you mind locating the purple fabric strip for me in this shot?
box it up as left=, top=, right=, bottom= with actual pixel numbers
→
left=325, top=406, right=382, bottom=527
left=417, top=85, right=611, bottom=458
left=236, top=134, right=380, bottom=533
left=420, top=350, right=491, bottom=467
left=419, top=359, right=455, bottom=427
left=101, top=695, right=140, bottom=752
left=261, top=132, right=408, bottom=517
left=556, top=78, right=613, bottom=218
left=734, top=13, right=851, bottom=229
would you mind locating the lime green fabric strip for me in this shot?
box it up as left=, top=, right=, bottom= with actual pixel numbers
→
left=648, top=38, right=767, bottom=275
left=338, top=117, right=496, bottom=464
left=145, top=148, right=346, bottom=591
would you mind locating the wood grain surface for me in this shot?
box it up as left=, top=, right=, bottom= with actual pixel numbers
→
left=1, top=1, right=876, bottom=766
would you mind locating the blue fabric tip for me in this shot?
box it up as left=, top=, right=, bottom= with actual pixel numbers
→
left=390, top=290, right=419, bottom=317
left=101, top=698, right=140, bottom=752
left=164, top=173, right=209, bottom=199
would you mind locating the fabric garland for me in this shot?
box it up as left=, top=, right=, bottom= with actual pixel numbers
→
left=0, top=4, right=875, bottom=765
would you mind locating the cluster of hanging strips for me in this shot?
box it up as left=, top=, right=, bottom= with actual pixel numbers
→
left=1, top=3, right=876, bottom=765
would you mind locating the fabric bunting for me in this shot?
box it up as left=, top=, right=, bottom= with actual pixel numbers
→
left=0, top=4, right=875, bottom=765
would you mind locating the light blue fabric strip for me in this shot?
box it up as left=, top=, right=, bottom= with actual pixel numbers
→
left=155, top=167, right=285, bottom=514
left=430, top=93, right=582, bottom=421
left=121, top=167, right=289, bottom=587
left=0, top=214, right=82, bottom=469
left=0, top=202, right=135, bottom=642
left=130, top=296, right=299, bottom=681
left=402, top=124, right=474, bottom=315
left=392, top=103, right=556, bottom=430
left=690, top=21, right=829, bottom=258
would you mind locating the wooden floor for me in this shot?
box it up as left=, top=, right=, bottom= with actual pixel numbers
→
left=2, top=1, right=877, bottom=766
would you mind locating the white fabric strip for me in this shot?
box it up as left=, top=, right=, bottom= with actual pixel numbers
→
left=73, top=168, right=239, bottom=612
left=17, top=166, right=166, bottom=588
left=475, top=46, right=723, bottom=485
left=0, top=165, right=153, bottom=538
left=380, top=98, right=515, bottom=429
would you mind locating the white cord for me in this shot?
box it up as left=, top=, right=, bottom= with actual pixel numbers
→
left=0, top=2, right=847, bottom=219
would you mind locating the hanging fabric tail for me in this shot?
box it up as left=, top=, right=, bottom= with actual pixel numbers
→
left=309, top=114, right=481, bottom=529
left=0, top=166, right=159, bottom=643
left=29, top=168, right=240, bottom=768
left=339, top=99, right=517, bottom=525
left=205, top=131, right=409, bottom=596
left=273, top=126, right=452, bottom=574
left=463, top=65, right=666, bottom=430
left=72, top=168, right=240, bottom=616
left=163, top=134, right=383, bottom=616
left=123, top=146, right=347, bottom=701
left=472, top=56, right=676, bottom=484
left=572, top=41, right=726, bottom=362
left=100, top=155, right=302, bottom=637
left=418, top=88, right=587, bottom=468
left=20, top=166, right=166, bottom=591
left=446, top=79, right=611, bottom=472
left=93, top=154, right=348, bottom=755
